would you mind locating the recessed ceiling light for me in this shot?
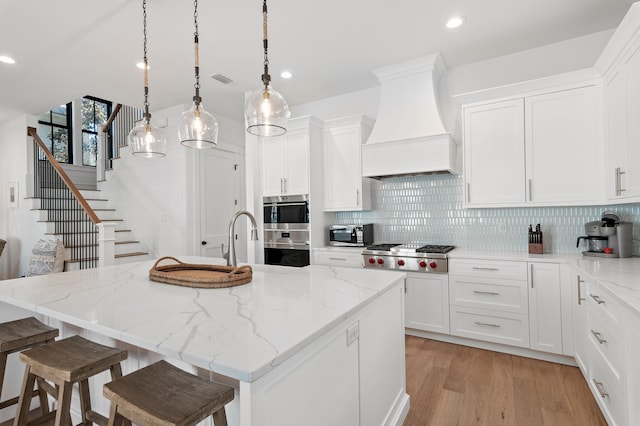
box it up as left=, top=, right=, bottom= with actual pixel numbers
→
left=446, top=16, right=465, bottom=29
left=280, top=70, right=292, bottom=79
left=0, top=55, right=16, bottom=64
left=136, top=62, right=150, bottom=70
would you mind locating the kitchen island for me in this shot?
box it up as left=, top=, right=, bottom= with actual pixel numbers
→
left=0, top=257, right=409, bottom=426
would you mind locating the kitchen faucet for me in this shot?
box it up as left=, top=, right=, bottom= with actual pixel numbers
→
left=224, top=210, right=259, bottom=267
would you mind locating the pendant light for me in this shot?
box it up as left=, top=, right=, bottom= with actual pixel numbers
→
left=178, top=0, right=218, bottom=148
left=129, top=0, right=166, bottom=158
left=244, top=0, right=290, bottom=137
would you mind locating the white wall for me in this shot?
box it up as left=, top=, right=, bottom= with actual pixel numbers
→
left=290, top=29, right=614, bottom=140
left=99, top=104, right=245, bottom=259
left=0, top=114, right=45, bottom=278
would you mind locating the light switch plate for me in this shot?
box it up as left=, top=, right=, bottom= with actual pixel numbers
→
left=346, top=322, right=359, bottom=346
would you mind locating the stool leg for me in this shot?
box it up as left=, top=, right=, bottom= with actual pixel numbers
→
left=212, top=407, right=229, bottom=426
left=54, top=382, right=73, bottom=426
left=14, top=366, right=36, bottom=426
left=36, top=377, right=51, bottom=415
left=107, top=403, right=124, bottom=426
left=108, top=363, right=131, bottom=426
left=0, top=351, right=7, bottom=403
left=78, top=379, right=91, bottom=426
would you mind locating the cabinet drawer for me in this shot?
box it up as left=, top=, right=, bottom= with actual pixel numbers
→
left=449, top=259, right=527, bottom=280
left=313, top=250, right=363, bottom=268
left=450, top=306, right=529, bottom=348
left=586, top=280, right=624, bottom=325
left=589, top=352, right=628, bottom=426
left=449, top=276, right=528, bottom=314
left=587, top=308, right=625, bottom=378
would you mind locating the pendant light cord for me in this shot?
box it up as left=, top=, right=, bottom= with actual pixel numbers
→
left=261, top=0, right=271, bottom=88
left=193, top=0, right=201, bottom=105
left=142, top=0, right=151, bottom=120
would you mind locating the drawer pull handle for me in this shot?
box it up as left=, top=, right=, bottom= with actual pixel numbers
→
left=474, top=321, right=501, bottom=328
left=590, top=330, right=607, bottom=344
left=329, top=257, right=346, bottom=261
left=472, top=290, right=500, bottom=296
left=472, top=267, right=499, bottom=271
left=590, top=294, right=605, bottom=304
left=592, top=379, right=609, bottom=398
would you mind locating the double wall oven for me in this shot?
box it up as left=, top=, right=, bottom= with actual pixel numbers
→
left=263, top=195, right=310, bottom=267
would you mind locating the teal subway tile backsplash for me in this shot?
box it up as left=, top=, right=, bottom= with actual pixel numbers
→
left=335, top=174, right=640, bottom=255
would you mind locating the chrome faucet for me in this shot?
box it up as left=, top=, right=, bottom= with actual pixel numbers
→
left=225, top=210, right=258, bottom=267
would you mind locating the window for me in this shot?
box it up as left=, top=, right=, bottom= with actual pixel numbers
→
left=81, top=96, right=111, bottom=166
left=38, top=103, right=72, bottom=163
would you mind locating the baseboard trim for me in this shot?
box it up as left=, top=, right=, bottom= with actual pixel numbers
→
left=405, top=329, right=577, bottom=366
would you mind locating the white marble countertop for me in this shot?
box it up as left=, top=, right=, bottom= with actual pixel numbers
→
left=0, top=257, right=405, bottom=382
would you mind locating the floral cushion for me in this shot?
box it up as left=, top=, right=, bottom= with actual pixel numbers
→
left=26, top=239, right=65, bottom=276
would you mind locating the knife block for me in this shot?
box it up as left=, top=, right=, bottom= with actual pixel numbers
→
left=528, top=242, right=543, bottom=254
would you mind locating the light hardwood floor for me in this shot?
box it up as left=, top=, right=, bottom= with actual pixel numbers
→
left=403, top=336, right=607, bottom=426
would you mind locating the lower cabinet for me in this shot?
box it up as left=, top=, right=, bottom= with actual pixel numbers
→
left=528, top=262, right=562, bottom=354
left=404, top=272, right=450, bottom=334
left=448, top=259, right=565, bottom=354
left=572, top=267, right=634, bottom=426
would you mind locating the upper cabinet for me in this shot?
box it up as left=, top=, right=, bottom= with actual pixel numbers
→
left=462, top=83, right=601, bottom=208
left=262, top=116, right=322, bottom=197
left=323, top=115, right=374, bottom=211
left=600, top=29, right=640, bottom=201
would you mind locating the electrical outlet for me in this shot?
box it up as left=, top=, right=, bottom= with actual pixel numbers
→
left=346, top=322, right=359, bottom=346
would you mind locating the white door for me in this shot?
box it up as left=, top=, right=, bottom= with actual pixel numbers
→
left=198, top=148, right=244, bottom=260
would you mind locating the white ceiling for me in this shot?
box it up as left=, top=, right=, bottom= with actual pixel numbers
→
left=0, top=0, right=635, bottom=125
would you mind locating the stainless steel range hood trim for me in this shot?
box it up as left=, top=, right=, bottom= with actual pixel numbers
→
left=362, top=133, right=457, bottom=179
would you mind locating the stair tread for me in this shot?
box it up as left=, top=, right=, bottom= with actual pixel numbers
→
left=65, top=252, right=149, bottom=263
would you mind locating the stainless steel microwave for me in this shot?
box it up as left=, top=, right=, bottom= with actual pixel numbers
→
left=329, top=224, right=373, bottom=247
left=263, top=195, right=309, bottom=229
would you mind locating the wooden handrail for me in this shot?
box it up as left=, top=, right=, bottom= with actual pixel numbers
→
left=27, top=127, right=102, bottom=224
left=102, top=103, right=122, bottom=133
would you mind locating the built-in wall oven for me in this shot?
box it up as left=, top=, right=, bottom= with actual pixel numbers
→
left=263, top=195, right=310, bottom=267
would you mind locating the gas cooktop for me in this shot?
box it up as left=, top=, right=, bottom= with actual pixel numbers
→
left=361, top=243, right=455, bottom=273
left=364, top=243, right=454, bottom=254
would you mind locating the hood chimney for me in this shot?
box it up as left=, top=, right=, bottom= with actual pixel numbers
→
left=362, top=53, right=457, bottom=178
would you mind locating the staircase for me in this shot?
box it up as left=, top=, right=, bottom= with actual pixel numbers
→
left=29, top=188, right=150, bottom=271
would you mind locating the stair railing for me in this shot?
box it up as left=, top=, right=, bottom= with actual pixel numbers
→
left=28, top=127, right=115, bottom=270
left=99, top=104, right=144, bottom=176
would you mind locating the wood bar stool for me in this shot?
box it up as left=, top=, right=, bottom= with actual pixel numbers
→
left=104, top=360, right=234, bottom=426
left=0, top=317, right=58, bottom=415
left=14, top=335, right=127, bottom=426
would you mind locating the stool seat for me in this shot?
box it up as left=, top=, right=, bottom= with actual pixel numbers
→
left=15, top=335, right=128, bottom=426
left=19, top=334, right=127, bottom=383
left=104, top=360, right=234, bottom=426
left=0, top=317, right=58, bottom=413
left=0, top=317, right=58, bottom=353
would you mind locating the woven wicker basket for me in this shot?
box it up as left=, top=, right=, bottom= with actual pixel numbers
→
left=149, top=256, right=252, bottom=288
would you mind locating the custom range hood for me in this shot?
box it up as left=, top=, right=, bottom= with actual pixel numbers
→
left=362, top=53, right=457, bottom=178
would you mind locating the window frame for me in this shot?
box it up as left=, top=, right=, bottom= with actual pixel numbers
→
left=37, top=102, right=73, bottom=164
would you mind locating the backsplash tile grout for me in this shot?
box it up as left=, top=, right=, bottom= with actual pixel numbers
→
left=335, top=174, right=640, bottom=255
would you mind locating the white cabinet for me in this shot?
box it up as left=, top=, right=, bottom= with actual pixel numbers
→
left=463, top=99, right=525, bottom=206
left=528, top=262, right=562, bottom=354
left=322, top=115, right=374, bottom=211
left=463, top=85, right=600, bottom=207
left=449, top=259, right=529, bottom=348
left=628, top=319, right=640, bottom=425
left=404, top=272, right=449, bottom=334
left=525, top=87, right=599, bottom=204
left=312, top=247, right=363, bottom=268
left=262, top=117, right=321, bottom=197
left=604, top=43, right=640, bottom=201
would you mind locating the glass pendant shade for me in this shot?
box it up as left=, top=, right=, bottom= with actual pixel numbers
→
left=244, top=85, right=290, bottom=137
left=179, top=101, right=218, bottom=148
left=129, top=119, right=167, bottom=158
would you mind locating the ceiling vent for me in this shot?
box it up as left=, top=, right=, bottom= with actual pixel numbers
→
left=210, top=73, right=233, bottom=85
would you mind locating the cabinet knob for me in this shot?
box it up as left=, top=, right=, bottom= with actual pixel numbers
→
left=201, top=241, right=207, bottom=246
